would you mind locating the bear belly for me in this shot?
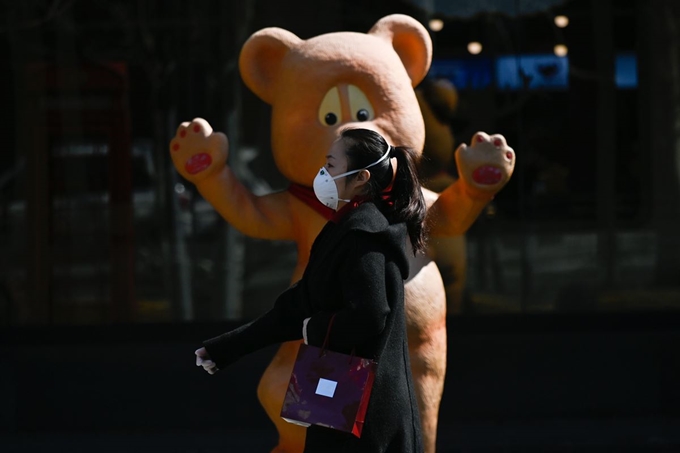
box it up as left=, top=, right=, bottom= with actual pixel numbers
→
left=405, top=256, right=447, bottom=453
left=257, top=340, right=308, bottom=453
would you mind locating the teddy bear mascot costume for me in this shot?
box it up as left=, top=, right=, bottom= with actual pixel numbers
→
left=170, top=15, right=514, bottom=453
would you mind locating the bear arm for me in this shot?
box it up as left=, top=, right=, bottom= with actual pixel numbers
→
left=426, top=180, right=493, bottom=237
left=195, top=165, right=295, bottom=240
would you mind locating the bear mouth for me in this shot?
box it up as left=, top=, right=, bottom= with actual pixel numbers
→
left=185, top=153, right=212, bottom=175
left=472, top=165, right=503, bottom=185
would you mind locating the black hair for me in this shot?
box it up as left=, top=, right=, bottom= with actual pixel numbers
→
left=340, top=128, right=427, bottom=254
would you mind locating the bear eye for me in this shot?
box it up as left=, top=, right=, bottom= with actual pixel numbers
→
left=318, top=87, right=342, bottom=127
left=348, top=85, right=374, bottom=122
left=325, top=113, right=338, bottom=125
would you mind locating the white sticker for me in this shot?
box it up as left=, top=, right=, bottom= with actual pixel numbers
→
left=315, top=378, right=338, bottom=398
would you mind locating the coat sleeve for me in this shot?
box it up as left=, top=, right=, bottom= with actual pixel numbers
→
left=305, top=232, right=392, bottom=351
left=203, top=281, right=309, bottom=369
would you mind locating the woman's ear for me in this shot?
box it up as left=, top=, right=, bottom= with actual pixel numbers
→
left=356, top=169, right=372, bottom=184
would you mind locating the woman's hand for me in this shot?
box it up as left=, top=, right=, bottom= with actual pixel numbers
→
left=195, top=347, right=219, bottom=375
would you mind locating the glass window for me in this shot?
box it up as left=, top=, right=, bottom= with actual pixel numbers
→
left=419, top=0, right=680, bottom=315
left=2, top=0, right=679, bottom=326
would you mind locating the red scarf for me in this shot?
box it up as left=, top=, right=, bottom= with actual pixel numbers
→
left=288, top=183, right=394, bottom=224
left=331, top=196, right=365, bottom=223
left=288, top=183, right=335, bottom=220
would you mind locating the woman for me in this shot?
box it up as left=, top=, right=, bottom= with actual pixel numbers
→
left=195, top=128, right=427, bottom=453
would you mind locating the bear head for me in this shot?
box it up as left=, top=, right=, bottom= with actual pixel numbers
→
left=239, top=14, right=432, bottom=186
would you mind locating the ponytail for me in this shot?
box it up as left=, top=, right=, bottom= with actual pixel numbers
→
left=386, top=146, right=427, bottom=254
left=340, top=128, right=427, bottom=255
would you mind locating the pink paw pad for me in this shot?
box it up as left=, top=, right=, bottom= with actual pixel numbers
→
left=172, top=143, right=180, bottom=152
left=493, top=139, right=503, bottom=147
left=180, top=130, right=186, bottom=138
left=185, top=153, right=212, bottom=175
left=193, top=124, right=201, bottom=133
left=506, top=151, right=513, bottom=160
left=472, top=166, right=503, bottom=185
left=476, top=134, right=487, bottom=143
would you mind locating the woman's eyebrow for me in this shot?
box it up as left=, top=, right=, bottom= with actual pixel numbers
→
left=325, top=155, right=335, bottom=159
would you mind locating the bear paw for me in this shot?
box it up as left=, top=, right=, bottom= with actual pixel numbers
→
left=455, top=132, right=515, bottom=198
left=170, top=118, right=229, bottom=183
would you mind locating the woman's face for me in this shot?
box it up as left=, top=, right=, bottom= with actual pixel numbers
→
left=324, top=138, right=370, bottom=202
left=324, top=139, right=350, bottom=177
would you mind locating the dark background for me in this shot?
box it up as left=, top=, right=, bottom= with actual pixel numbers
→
left=1, top=0, right=679, bottom=451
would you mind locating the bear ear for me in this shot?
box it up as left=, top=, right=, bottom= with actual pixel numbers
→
left=239, top=28, right=302, bottom=104
left=368, top=14, right=432, bottom=87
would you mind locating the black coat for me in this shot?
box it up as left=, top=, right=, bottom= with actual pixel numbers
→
left=204, top=201, right=423, bottom=453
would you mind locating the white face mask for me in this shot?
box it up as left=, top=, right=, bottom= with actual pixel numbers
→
left=313, top=145, right=391, bottom=210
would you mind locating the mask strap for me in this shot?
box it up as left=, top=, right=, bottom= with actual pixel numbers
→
left=330, top=143, right=392, bottom=180
left=364, top=144, right=391, bottom=169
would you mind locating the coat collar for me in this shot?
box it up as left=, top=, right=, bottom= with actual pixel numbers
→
left=337, top=201, right=390, bottom=234
left=306, top=201, right=410, bottom=281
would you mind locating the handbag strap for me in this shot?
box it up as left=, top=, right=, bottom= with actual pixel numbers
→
left=320, top=313, right=357, bottom=362
left=320, top=314, right=336, bottom=354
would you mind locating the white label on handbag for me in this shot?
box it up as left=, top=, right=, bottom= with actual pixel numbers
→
left=315, top=378, right=338, bottom=398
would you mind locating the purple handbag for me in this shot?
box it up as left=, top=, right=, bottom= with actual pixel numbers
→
left=280, top=315, right=378, bottom=438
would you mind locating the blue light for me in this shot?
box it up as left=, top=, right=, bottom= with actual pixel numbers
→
left=429, top=53, right=638, bottom=90
left=428, top=58, right=493, bottom=90
left=496, top=54, right=569, bottom=90
left=615, top=54, right=638, bottom=89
